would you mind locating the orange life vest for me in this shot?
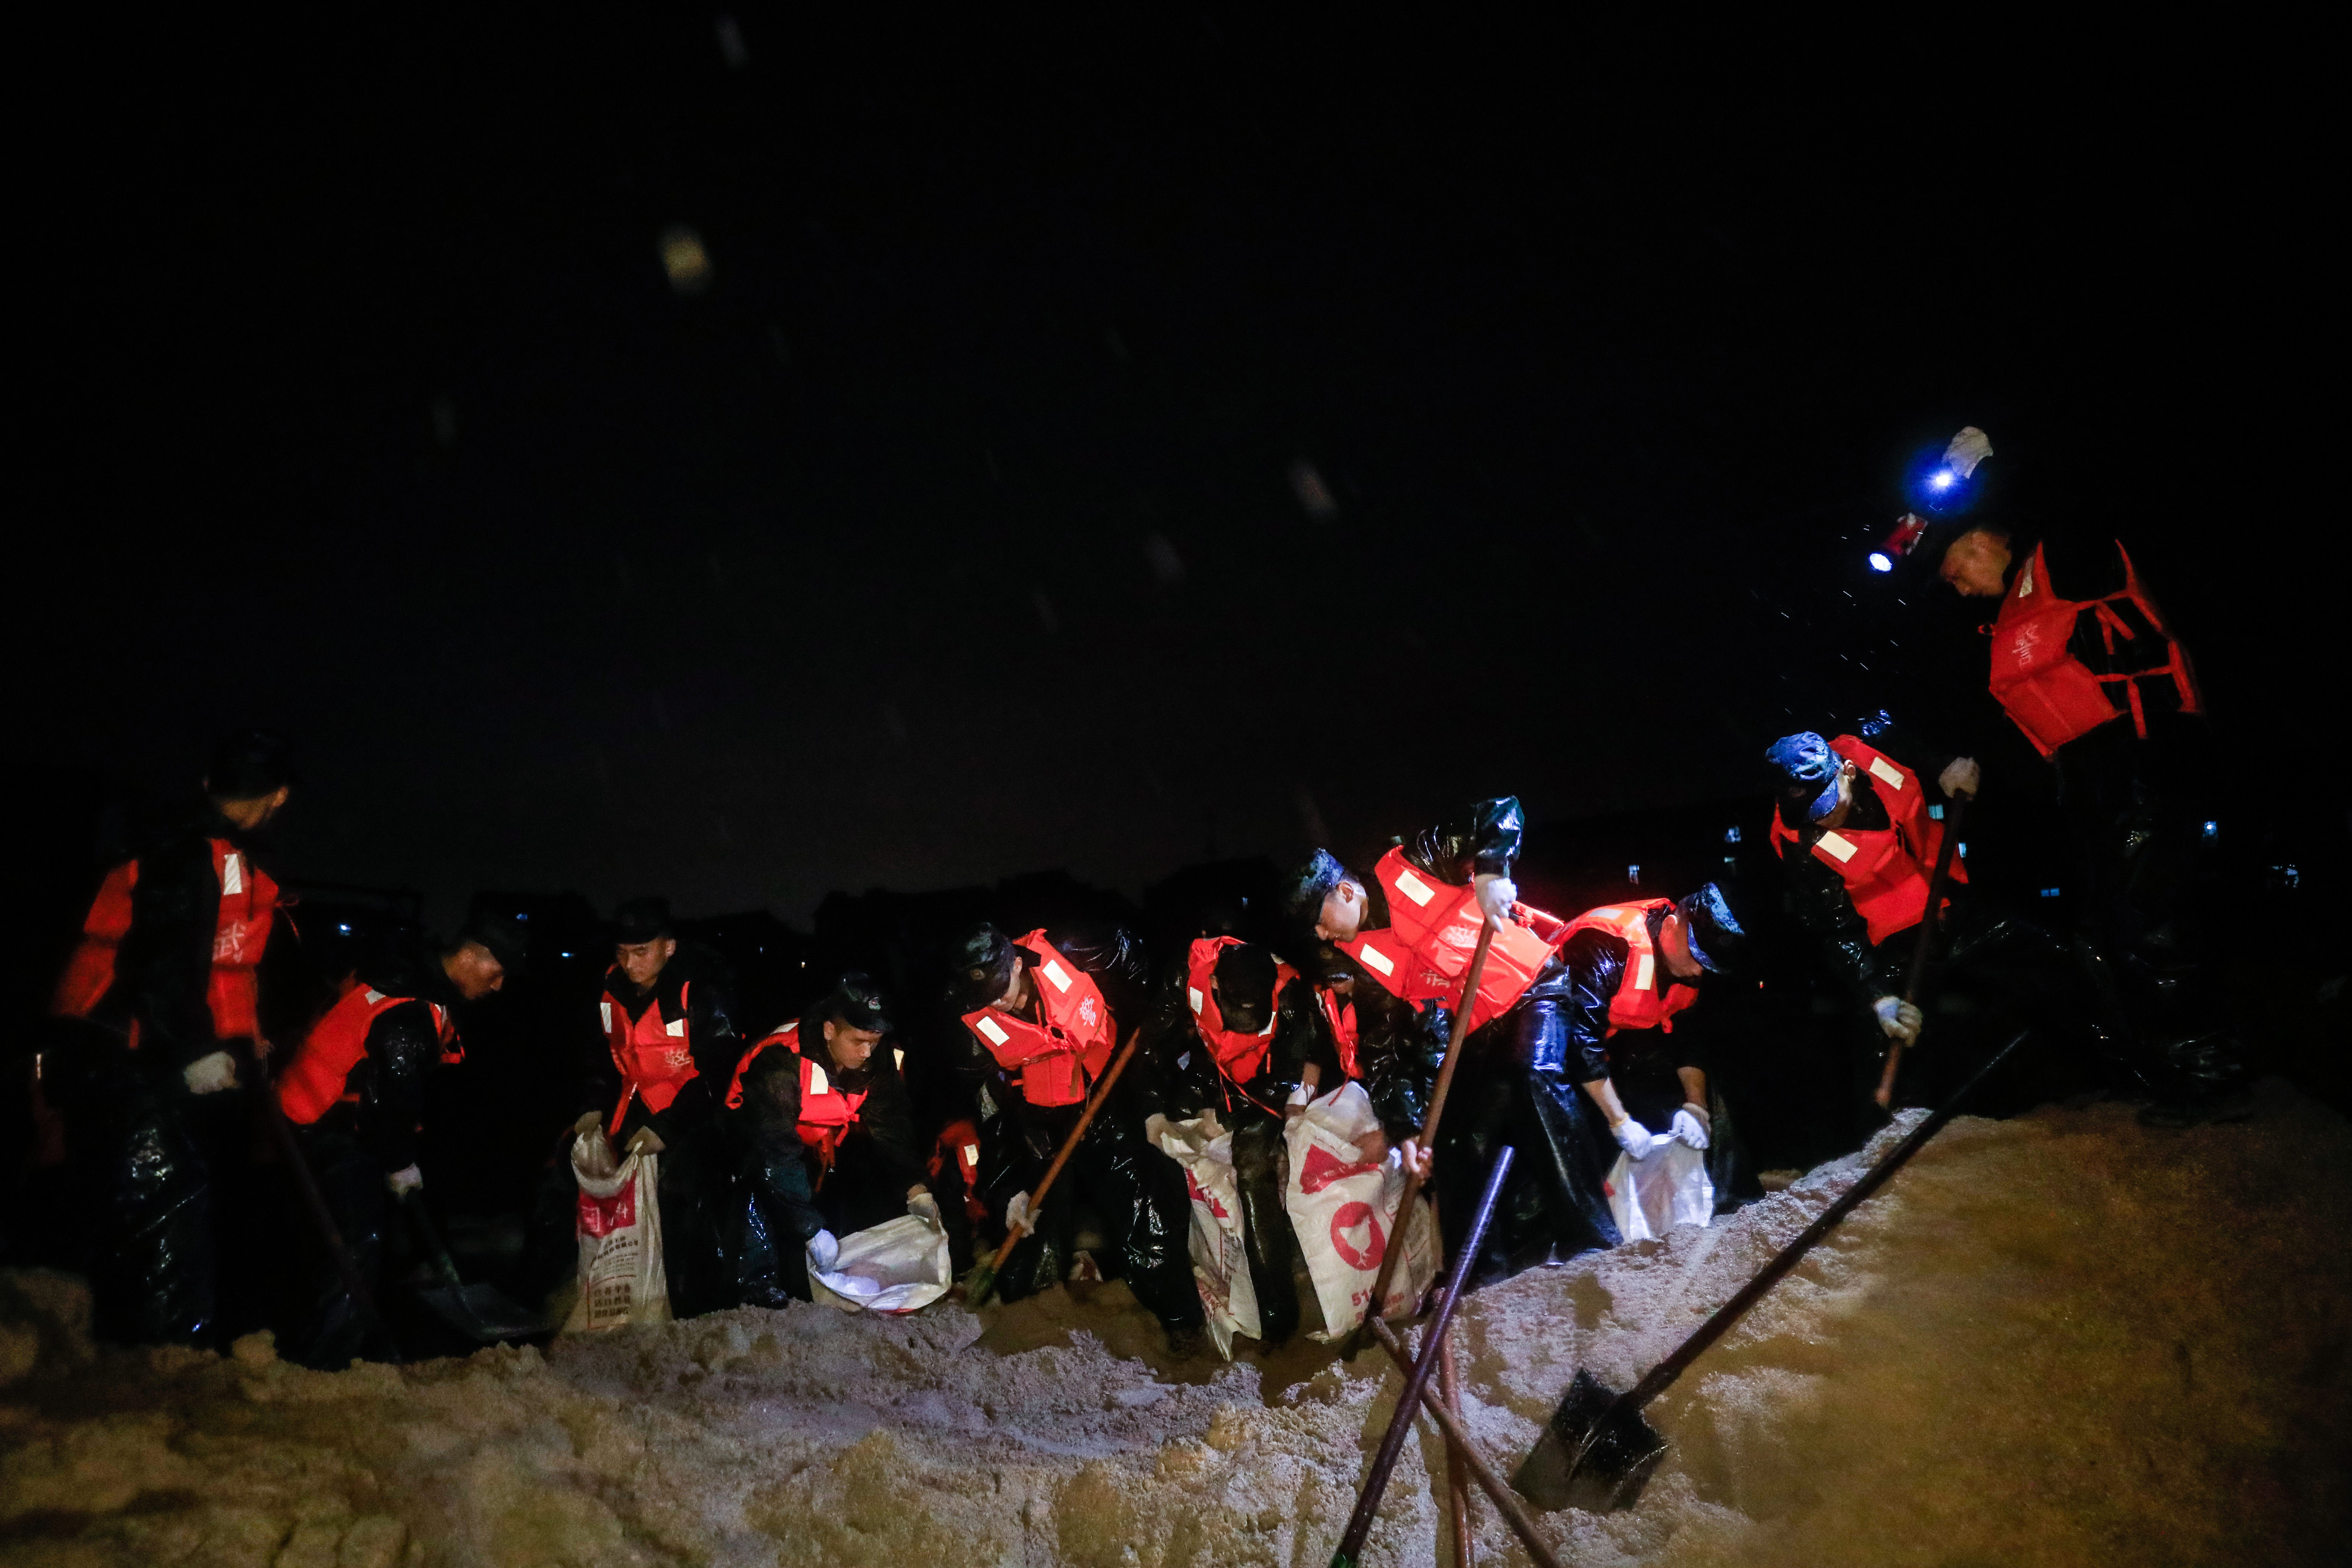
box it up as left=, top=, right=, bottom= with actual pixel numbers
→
left=275, top=983, right=458, bottom=1126
left=959, top=930, right=1116, bottom=1108
left=1559, top=900, right=1700, bottom=1035
left=602, top=977, right=697, bottom=1134
left=1338, top=847, right=1567, bottom=1033
left=50, top=839, right=279, bottom=1046
left=1185, top=936, right=1298, bottom=1087
left=1319, top=989, right=1361, bottom=1081
left=1988, top=540, right=2202, bottom=758
left=929, top=1117, right=987, bottom=1221
left=1766, top=736, right=1967, bottom=946
left=724, top=1021, right=869, bottom=1177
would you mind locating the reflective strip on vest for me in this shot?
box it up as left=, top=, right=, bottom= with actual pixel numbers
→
left=958, top=931, right=1116, bottom=1108
left=1557, top=900, right=1699, bottom=1035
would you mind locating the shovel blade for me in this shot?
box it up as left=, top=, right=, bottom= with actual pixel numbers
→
left=414, top=1283, right=543, bottom=1344
left=1510, top=1368, right=1669, bottom=1515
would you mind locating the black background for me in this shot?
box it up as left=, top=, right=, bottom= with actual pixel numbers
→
left=19, top=12, right=2331, bottom=930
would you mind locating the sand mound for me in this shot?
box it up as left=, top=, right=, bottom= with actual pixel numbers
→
left=5, top=1081, right=2346, bottom=1566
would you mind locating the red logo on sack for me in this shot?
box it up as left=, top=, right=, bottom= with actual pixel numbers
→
left=1184, top=1167, right=1232, bottom=1221
left=1299, top=1141, right=1379, bottom=1195
left=1329, top=1201, right=1386, bottom=1270
left=578, top=1183, right=636, bottom=1237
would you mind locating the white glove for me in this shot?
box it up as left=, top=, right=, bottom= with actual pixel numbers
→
left=1473, top=873, right=1518, bottom=927
left=183, top=1051, right=239, bottom=1095
left=1943, top=426, right=1993, bottom=478
left=1938, top=756, right=1981, bottom=799
left=1874, top=996, right=1924, bottom=1045
left=1005, top=1190, right=1034, bottom=1234
left=808, top=1229, right=839, bottom=1270
left=1612, top=1119, right=1664, bottom=1160
left=384, top=1163, right=423, bottom=1196
left=907, top=1189, right=941, bottom=1223
left=1670, top=1104, right=1711, bottom=1150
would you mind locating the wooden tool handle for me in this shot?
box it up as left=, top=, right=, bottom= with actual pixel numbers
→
left=1876, top=791, right=1970, bottom=1110
left=985, top=1025, right=1143, bottom=1274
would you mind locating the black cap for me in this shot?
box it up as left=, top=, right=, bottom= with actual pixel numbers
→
left=1212, top=943, right=1280, bottom=1034
left=822, top=971, right=893, bottom=1033
left=207, top=730, right=295, bottom=801
left=1678, top=881, right=1745, bottom=975
left=950, top=922, right=1018, bottom=1010
left=456, top=913, right=528, bottom=975
left=613, top=896, right=674, bottom=945
left=1281, top=850, right=1350, bottom=924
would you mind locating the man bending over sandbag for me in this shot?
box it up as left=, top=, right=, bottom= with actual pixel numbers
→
left=1551, top=886, right=1758, bottom=1240
left=1142, top=936, right=1343, bottom=1348
left=726, top=974, right=932, bottom=1305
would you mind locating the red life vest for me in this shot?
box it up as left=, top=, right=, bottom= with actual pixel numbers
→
left=959, top=930, right=1116, bottom=1107
left=1766, top=736, right=1967, bottom=947
left=1337, top=847, right=1567, bottom=1033
left=1319, top=989, right=1361, bottom=1081
left=275, top=983, right=458, bottom=1126
left=602, top=977, right=697, bottom=1134
left=1559, top=900, right=1700, bottom=1036
left=1988, top=540, right=2202, bottom=758
left=1185, top=936, right=1298, bottom=1087
left=50, top=839, right=279, bottom=1046
left=929, top=1117, right=987, bottom=1220
left=724, top=1022, right=869, bottom=1175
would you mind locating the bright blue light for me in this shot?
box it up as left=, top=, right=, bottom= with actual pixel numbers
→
left=2202, top=820, right=2219, bottom=840
left=1867, top=552, right=1894, bottom=572
left=2040, top=887, right=2061, bottom=898
left=338, top=923, right=351, bottom=934
left=1723, top=825, right=1742, bottom=844
left=1927, top=470, right=1955, bottom=491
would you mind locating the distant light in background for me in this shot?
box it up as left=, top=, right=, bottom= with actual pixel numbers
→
left=1929, top=804, right=1944, bottom=820
left=1289, top=459, right=1338, bottom=519
left=1859, top=708, right=1893, bottom=738
left=1722, top=825, right=1741, bottom=844
left=1626, top=863, right=1640, bottom=884
left=660, top=225, right=713, bottom=294
left=2202, top=820, right=2219, bottom=840
left=1142, top=532, right=1186, bottom=587
left=715, top=14, right=750, bottom=69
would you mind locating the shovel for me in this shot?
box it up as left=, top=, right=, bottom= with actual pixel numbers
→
left=1875, top=789, right=1971, bottom=1110
left=399, top=1190, right=544, bottom=1342
left=963, top=1025, right=1143, bottom=1308
left=1512, top=1025, right=2032, bottom=1513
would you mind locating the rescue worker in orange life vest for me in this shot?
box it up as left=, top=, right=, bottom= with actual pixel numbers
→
left=1139, top=938, right=1342, bottom=1347
left=1286, top=799, right=1741, bottom=1285
left=949, top=922, right=1205, bottom=1352
left=1885, top=426, right=2247, bottom=1126
left=1552, top=884, right=1761, bottom=1221
left=587, top=896, right=743, bottom=1316
left=1766, top=732, right=1976, bottom=1100
left=270, top=914, right=522, bottom=1365
left=724, top=974, right=931, bottom=1306
left=45, top=731, right=293, bottom=1348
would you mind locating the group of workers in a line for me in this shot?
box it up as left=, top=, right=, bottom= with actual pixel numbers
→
left=39, top=425, right=2243, bottom=1358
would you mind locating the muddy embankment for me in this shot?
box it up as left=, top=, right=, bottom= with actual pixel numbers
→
left=5, top=1080, right=2346, bottom=1566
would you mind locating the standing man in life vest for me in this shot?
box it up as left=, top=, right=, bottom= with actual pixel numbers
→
left=724, top=974, right=930, bottom=1306
left=589, top=896, right=743, bottom=1316
left=47, top=731, right=293, bottom=1347
left=270, top=914, right=524, bottom=1363
left=1883, top=426, right=2247, bottom=1125
left=1140, top=937, right=1342, bottom=1348
left=1285, top=798, right=1742, bottom=1284
left=949, top=922, right=1205, bottom=1352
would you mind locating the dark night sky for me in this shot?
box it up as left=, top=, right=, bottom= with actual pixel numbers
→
left=22, top=14, right=2330, bottom=930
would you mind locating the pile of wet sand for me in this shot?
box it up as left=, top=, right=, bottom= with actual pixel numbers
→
left=5, top=1080, right=2346, bottom=1565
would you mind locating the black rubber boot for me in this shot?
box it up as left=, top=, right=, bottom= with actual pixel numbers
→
left=1234, top=1121, right=1300, bottom=1348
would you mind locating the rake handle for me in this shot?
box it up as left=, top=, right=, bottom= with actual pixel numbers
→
left=983, top=1025, right=1143, bottom=1279
left=1876, top=790, right=1969, bottom=1109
